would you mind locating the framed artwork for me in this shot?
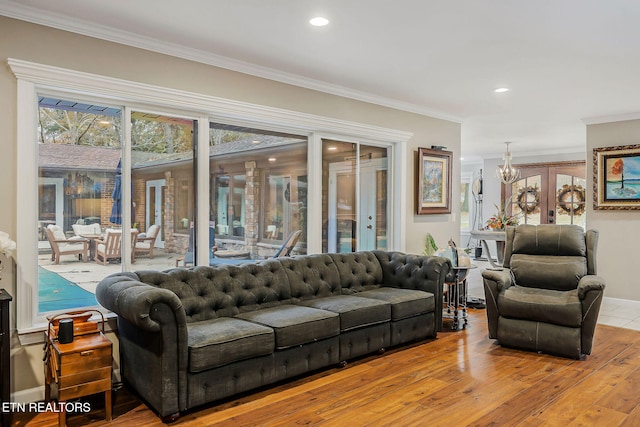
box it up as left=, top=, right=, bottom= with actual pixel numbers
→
left=416, top=148, right=452, bottom=214
left=593, top=144, right=640, bottom=210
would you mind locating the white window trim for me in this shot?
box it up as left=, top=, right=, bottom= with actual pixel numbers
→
left=9, top=58, right=412, bottom=333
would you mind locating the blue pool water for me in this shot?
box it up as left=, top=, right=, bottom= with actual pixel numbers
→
left=38, top=267, right=97, bottom=313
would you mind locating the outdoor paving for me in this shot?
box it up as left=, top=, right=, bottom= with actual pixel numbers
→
left=38, top=251, right=181, bottom=293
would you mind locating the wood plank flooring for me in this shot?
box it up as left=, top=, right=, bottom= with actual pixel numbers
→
left=13, top=309, right=640, bottom=426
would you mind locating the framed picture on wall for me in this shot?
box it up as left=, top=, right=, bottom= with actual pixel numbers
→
left=593, top=144, right=640, bottom=210
left=416, top=147, right=452, bottom=214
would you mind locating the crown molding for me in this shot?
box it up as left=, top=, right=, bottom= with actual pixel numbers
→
left=0, top=2, right=462, bottom=124
left=582, top=112, right=640, bottom=125
left=8, top=58, right=413, bottom=143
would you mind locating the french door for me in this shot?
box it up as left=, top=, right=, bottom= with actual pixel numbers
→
left=504, top=162, right=586, bottom=227
left=145, top=179, right=166, bottom=248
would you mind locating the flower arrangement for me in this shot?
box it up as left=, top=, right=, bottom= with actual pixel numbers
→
left=486, top=196, right=520, bottom=230
left=0, top=231, right=16, bottom=258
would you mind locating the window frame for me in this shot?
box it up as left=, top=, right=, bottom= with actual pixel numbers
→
left=10, top=59, right=411, bottom=335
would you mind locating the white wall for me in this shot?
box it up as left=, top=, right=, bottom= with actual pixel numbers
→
left=586, top=119, right=640, bottom=301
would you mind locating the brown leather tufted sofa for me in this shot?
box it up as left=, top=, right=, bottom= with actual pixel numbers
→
left=96, top=251, right=450, bottom=420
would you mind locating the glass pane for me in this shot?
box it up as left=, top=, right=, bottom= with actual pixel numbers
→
left=37, top=96, right=122, bottom=314
left=132, top=111, right=195, bottom=268
left=209, top=123, right=307, bottom=258
left=322, top=140, right=356, bottom=253
left=359, top=145, right=388, bottom=251
left=556, top=174, right=587, bottom=227
left=512, top=175, right=541, bottom=225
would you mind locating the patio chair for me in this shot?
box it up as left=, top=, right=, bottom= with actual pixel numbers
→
left=274, top=230, right=302, bottom=257
left=46, top=225, right=88, bottom=265
left=134, top=224, right=161, bottom=261
left=176, top=226, right=217, bottom=267
left=72, top=223, right=102, bottom=237
left=95, top=229, right=138, bottom=265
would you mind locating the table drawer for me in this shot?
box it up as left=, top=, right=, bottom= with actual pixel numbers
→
left=58, top=378, right=111, bottom=401
left=59, top=366, right=111, bottom=389
left=59, top=346, right=111, bottom=376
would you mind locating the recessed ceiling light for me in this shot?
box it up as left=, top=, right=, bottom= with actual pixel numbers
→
left=494, top=87, right=510, bottom=93
left=310, top=17, right=329, bottom=27
left=268, top=157, right=276, bottom=162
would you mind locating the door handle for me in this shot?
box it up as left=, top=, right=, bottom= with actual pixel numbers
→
left=366, top=225, right=373, bottom=230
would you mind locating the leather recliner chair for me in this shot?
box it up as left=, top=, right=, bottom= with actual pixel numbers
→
left=482, top=224, right=605, bottom=359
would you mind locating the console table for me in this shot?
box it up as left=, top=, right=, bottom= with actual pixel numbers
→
left=470, top=230, right=506, bottom=268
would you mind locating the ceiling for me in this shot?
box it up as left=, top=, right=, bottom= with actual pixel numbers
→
left=4, top=0, right=640, bottom=162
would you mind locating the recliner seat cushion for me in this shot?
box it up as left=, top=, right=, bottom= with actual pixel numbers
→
left=187, top=317, right=274, bottom=372
left=354, top=288, right=435, bottom=320
left=236, top=305, right=339, bottom=349
left=299, top=295, right=390, bottom=331
left=497, top=285, right=582, bottom=327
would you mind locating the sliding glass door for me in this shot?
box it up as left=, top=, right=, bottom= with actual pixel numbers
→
left=322, top=139, right=388, bottom=253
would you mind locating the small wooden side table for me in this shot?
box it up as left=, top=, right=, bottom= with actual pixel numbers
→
left=44, top=312, right=112, bottom=426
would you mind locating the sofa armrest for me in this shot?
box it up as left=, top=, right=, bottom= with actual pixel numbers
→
left=96, top=272, right=186, bottom=332
left=96, top=272, right=189, bottom=417
left=373, top=251, right=451, bottom=331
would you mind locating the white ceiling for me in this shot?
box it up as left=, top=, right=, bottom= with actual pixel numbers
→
left=4, top=0, right=640, bottom=162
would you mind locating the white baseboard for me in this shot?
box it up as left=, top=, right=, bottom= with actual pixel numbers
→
left=11, top=386, right=44, bottom=404
left=602, top=296, right=640, bottom=308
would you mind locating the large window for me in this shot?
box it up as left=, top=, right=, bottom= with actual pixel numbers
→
left=131, top=111, right=195, bottom=259
left=37, top=97, right=123, bottom=313
left=209, top=123, right=307, bottom=258
left=13, top=60, right=406, bottom=331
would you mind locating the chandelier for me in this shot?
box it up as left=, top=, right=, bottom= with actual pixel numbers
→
left=496, top=142, right=520, bottom=184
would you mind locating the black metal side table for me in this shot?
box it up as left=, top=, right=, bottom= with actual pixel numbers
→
left=444, top=266, right=477, bottom=330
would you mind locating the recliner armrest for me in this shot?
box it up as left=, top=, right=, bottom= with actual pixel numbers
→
left=481, top=268, right=513, bottom=292
left=577, top=275, right=606, bottom=300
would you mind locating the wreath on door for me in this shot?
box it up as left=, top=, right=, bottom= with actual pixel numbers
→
left=516, top=185, right=540, bottom=215
left=556, top=184, right=586, bottom=216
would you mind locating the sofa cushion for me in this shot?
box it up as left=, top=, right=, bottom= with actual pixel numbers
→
left=354, top=288, right=435, bottom=321
left=280, top=254, right=342, bottom=300
left=187, top=317, right=274, bottom=372
left=328, top=252, right=383, bottom=292
left=299, top=295, right=390, bottom=332
left=235, top=305, right=339, bottom=349
left=498, top=285, right=582, bottom=327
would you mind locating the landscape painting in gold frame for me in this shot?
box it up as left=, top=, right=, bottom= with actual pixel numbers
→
left=593, top=144, right=640, bottom=210
left=416, top=148, right=452, bottom=214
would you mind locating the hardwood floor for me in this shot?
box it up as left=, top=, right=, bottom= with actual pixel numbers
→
left=13, top=309, right=640, bottom=426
